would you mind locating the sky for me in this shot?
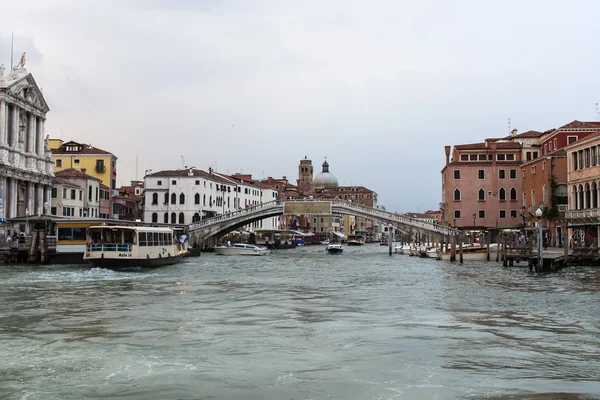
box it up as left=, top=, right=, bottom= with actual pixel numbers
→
left=2, top=0, right=600, bottom=213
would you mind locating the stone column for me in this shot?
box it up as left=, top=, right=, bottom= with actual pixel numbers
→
left=27, top=181, right=34, bottom=215
left=0, top=99, right=5, bottom=146
left=35, top=184, right=42, bottom=215
left=27, top=113, right=35, bottom=154
left=10, top=178, right=17, bottom=218
left=0, top=176, right=6, bottom=219
left=37, top=117, right=44, bottom=157
left=12, top=106, right=19, bottom=148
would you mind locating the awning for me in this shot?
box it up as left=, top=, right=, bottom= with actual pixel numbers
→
left=288, top=230, right=315, bottom=237
left=330, top=231, right=347, bottom=239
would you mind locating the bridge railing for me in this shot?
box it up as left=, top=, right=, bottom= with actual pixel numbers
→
left=189, top=200, right=281, bottom=231
left=188, top=198, right=458, bottom=236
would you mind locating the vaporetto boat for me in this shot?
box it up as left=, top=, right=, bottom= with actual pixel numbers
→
left=84, top=226, right=184, bottom=268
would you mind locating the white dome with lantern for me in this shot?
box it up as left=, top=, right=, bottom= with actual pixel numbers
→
left=313, top=160, right=338, bottom=190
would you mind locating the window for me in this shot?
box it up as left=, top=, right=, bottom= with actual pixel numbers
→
left=526, top=151, right=532, bottom=161
left=70, top=189, right=76, bottom=200
left=157, top=180, right=162, bottom=186
left=567, top=136, right=577, bottom=145
left=478, top=188, right=485, bottom=201
left=63, top=188, right=67, bottom=198
left=509, top=169, right=517, bottom=179
left=95, top=159, right=105, bottom=172
left=195, top=193, right=200, bottom=204
left=179, top=213, right=184, bottom=224
left=499, top=210, right=506, bottom=219
left=478, top=170, right=485, bottom=180
left=510, top=210, right=518, bottom=219
left=533, top=151, right=538, bottom=159
left=171, top=212, right=176, bottom=224
left=543, top=161, right=546, bottom=170
left=51, top=188, right=57, bottom=198
left=478, top=210, right=485, bottom=219
left=544, top=144, right=548, bottom=154
left=496, top=154, right=506, bottom=161
left=171, top=193, right=176, bottom=204
left=454, top=210, right=461, bottom=219
left=510, top=187, right=517, bottom=201
left=172, top=180, right=176, bottom=185
left=152, top=212, right=158, bottom=223
left=498, top=170, right=506, bottom=179
left=152, top=193, right=158, bottom=205
left=453, top=170, right=460, bottom=180
left=179, top=193, right=185, bottom=204
left=554, top=138, right=558, bottom=149
left=531, top=166, right=536, bottom=175
left=195, top=180, right=200, bottom=185
left=453, top=188, right=461, bottom=201
left=478, top=154, right=487, bottom=161
left=79, top=191, right=82, bottom=201
left=51, top=207, right=56, bottom=215
left=56, top=159, right=62, bottom=167
left=469, top=154, right=478, bottom=161
left=499, top=187, right=506, bottom=201
left=506, top=154, right=515, bottom=161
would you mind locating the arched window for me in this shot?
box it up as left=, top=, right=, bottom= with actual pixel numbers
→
left=195, top=193, right=200, bottom=205
left=151, top=212, right=158, bottom=223
left=478, top=188, right=485, bottom=201
left=192, top=213, right=200, bottom=222
left=164, top=213, right=168, bottom=223
left=152, top=193, right=158, bottom=205
left=171, top=212, right=176, bottom=224
left=543, top=184, right=547, bottom=205
left=180, top=193, right=185, bottom=204
left=579, top=184, right=584, bottom=210
left=593, top=182, right=598, bottom=209
left=227, top=197, right=230, bottom=207
left=510, top=187, right=517, bottom=201
left=499, top=187, right=506, bottom=201
left=203, top=194, right=206, bottom=206
left=572, top=185, right=578, bottom=210
left=171, top=193, right=176, bottom=204
left=209, top=195, right=212, bottom=205
left=178, top=212, right=184, bottom=224
left=585, top=183, right=591, bottom=209
left=164, top=193, right=169, bottom=204
left=453, top=189, right=461, bottom=201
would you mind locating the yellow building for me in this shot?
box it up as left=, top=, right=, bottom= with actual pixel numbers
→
left=50, top=139, right=117, bottom=218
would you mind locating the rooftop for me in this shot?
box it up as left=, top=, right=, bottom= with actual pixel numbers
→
left=51, top=140, right=116, bottom=157
left=454, top=141, right=522, bottom=150
left=55, top=168, right=101, bottom=181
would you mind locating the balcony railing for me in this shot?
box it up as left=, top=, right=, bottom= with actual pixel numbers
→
left=566, top=208, right=600, bottom=219
left=95, top=165, right=106, bottom=173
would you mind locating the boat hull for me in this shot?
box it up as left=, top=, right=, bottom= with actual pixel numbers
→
left=86, top=254, right=183, bottom=268
left=214, top=247, right=270, bottom=256
left=327, top=248, right=344, bottom=253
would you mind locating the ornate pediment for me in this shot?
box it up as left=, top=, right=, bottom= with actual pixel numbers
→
left=3, top=73, right=50, bottom=113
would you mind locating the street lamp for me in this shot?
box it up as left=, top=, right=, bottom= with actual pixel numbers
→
left=535, top=207, right=543, bottom=269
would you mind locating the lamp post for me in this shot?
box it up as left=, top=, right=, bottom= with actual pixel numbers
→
left=535, top=207, right=543, bottom=270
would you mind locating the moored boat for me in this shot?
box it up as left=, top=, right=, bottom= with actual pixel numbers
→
left=215, top=243, right=270, bottom=256
left=84, top=226, right=184, bottom=268
left=326, top=243, right=344, bottom=253
left=437, top=244, right=499, bottom=261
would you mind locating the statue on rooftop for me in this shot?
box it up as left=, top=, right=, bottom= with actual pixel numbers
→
left=15, top=52, right=26, bottom=70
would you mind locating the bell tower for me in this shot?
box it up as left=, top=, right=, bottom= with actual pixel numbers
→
left=298, top=156, right=313, bottom=194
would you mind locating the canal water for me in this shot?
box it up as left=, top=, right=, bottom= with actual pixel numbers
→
left=1, top=245, right=599, bottom=399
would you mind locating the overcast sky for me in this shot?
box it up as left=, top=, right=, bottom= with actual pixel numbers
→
left=2, top=0, right=600, bottom=212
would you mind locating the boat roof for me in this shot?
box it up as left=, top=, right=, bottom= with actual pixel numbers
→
left=87, top=226, right=175, bottom=233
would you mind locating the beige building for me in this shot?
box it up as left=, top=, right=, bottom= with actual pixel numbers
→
left=51, top=169, right=101, bottom=217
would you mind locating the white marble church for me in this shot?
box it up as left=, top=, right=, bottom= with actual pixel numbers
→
left=0, top=55, right=54, bottom=220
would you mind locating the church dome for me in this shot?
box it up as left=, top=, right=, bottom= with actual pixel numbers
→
left=313, top=160, right=338, bottom=190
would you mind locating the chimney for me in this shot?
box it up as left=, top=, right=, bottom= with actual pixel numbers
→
left=511, top=129, right=518, bottom=137
left=81, top=168, right=86, bottom=174
left=444, top=146, right=451, bottom=165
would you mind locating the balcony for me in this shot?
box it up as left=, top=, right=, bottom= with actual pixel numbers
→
left=95, top=165, right=106, bottom=173
left=566, top=208, right=600, bottom=219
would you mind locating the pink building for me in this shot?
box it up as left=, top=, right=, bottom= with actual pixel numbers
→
left=441, top=139, right=523, bottom=230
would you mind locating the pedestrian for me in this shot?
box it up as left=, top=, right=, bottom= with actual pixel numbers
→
left=543, top=233, right=548, bottom=250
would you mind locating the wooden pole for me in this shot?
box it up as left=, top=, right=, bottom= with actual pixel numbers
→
left=496, top=232, right=501, bottom=262
left=459, top=232, right=464, bottom=264
left=450, top=232, right=456, bottom=262
left=486, top=232, right=491, bottom=261
left=563, top=228, right=569, bottom=265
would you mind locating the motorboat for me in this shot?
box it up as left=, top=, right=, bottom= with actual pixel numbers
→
left=321, top=240, right=330, bottom=245
left=215, top=243, right=270, bottom=256
left=437, top=244, right=499, bottom=261
left=84, top=226, right=184, bottom=268
left=326, top=243, right=344, bottom=253
left=346, top=235, right=365, bottom=246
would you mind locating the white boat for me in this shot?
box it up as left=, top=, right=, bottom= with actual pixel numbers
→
left=346, top=235, right=365, bottom=246
left=326, top=243, right=344, bottom=253
left=425, top=247, right=439, bottom=258
left=84, top=226, right=184, bottom=268
left=394, top=244, right=411, bottom=255
left=214, top=243, right=270, bottom=256
left=437, top=244, right=500, bottom=261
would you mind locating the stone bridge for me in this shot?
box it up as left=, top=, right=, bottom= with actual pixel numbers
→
left=187, top=199, right=458, bottom=244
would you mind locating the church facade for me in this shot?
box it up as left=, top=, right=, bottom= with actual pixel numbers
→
left=0, top=60, right=54, bottom=220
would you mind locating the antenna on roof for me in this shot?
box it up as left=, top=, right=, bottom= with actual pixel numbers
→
left=10, top=32, right=13, bottom=70
left=508, top=118, right=511, bottom=133
left=596, top=103, right=599, bottom=122
left=136, top=154, right=138, bottom=180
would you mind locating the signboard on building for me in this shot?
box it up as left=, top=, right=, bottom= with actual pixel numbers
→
left=283, top=201, right=332, bottom=216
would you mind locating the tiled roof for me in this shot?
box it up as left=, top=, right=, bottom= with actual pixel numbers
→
left=558, top=120, right=600, bottom=130
left=444, top=161, right=523, bottom=168
left=338, top=186, right=376, bottom=193
left=147, top=169, right=234, bottom=185
left=100, top=183, right=110, bottom=189
left=51, top=177, right=82, bottom=188
left=564, top=130, right=600, bottom=149
left=51, top=140, right=115, bottom=156
left=454, top=142, right=521, bottom=150
left=55, top=168, right=101, bottom=181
